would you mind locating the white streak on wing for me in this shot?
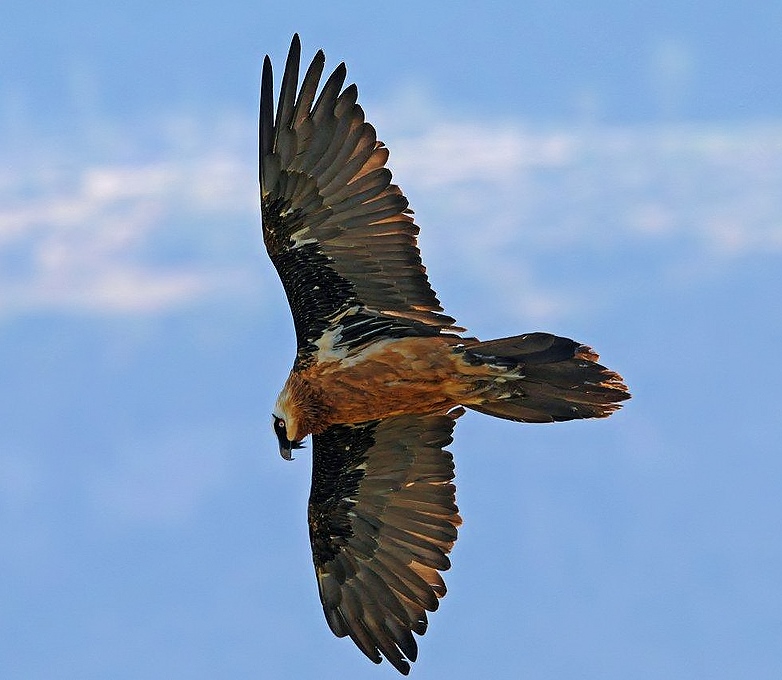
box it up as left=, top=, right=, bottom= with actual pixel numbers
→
left=315, top=326, right=348, bottom=363
left=290, top=225, right=318, bottom=248
left=315, top=323, right=399, bottom=368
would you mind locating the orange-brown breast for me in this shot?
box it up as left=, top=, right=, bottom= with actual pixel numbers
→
left=294, top=336, right=490, bottom=433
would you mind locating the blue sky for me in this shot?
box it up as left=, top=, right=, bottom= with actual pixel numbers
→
left=2, top=2, right=782, bottom=679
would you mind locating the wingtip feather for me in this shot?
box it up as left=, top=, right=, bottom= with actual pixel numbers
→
left=259, top=56, right=274, bottom=186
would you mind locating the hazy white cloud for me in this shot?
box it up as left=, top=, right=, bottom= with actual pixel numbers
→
left=389, top=122, right=574, bottom=189
left=2, top=107, right=781, bottom=321
left=385, top=119, right=782, bottom=253
left=380, top=114, right=782, bottom=323
left=0, top=121, right=260, bottom=315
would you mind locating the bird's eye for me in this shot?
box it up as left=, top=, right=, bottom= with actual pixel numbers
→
left=274, top=417, right=286, bottom=431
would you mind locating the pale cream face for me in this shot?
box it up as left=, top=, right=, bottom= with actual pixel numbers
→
left=273, top=389, right=299, bottom=443
left=272, top=390, right=303, bottom=460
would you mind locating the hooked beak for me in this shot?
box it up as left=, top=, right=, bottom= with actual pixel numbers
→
left=278, top=438, right=305, bottom=461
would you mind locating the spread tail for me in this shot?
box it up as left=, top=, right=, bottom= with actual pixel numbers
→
left=459, top=332, right=630, bottom=423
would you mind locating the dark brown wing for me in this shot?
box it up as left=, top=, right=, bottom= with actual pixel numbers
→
left=308, top=409, right=464, bottom=675
left=260, top=35, right=461, bottom=364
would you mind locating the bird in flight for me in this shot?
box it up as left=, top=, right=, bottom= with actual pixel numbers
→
left=259, top=34, right=630, bottom=675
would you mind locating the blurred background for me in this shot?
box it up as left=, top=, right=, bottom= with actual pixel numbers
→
left=2, top=2, right=781, bottom=678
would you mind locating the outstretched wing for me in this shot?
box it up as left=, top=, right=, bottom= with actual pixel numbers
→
left=260, top=35, right=461, bottom=365
left=308, top=409, right=464, bottom=675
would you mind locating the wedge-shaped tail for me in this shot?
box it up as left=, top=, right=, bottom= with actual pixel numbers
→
left=461, top=332, right=630, bottom=423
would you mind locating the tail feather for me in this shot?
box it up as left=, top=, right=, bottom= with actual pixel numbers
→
left=461, top=332, right=630, bottom=423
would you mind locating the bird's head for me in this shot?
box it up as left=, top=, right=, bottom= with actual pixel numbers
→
left=272, top=390, right=305, bottom=460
